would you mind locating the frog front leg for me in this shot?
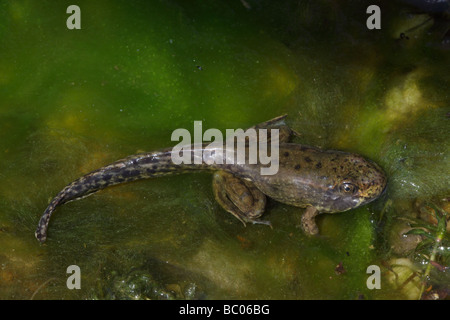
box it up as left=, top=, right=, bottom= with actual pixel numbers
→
left=212, top=171, right=270, bottom=226
left=301, top=206, right=320, bottom=235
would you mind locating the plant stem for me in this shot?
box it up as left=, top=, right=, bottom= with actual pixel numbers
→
left=418, top=206, right=447, bottom=299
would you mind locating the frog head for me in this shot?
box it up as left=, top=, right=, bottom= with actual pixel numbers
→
left=323, top=153, right=387, bottom=213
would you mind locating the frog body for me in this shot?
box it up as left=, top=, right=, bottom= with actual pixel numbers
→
left=35, top=115, right=386, bottom=242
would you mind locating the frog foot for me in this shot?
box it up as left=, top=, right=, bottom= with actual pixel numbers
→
left=212, top=171, right=268, bottom=227
left=301, top=206, right=320, bottom=236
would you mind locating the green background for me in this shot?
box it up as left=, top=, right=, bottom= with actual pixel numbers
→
left=0, top=0, right=448, bottom=299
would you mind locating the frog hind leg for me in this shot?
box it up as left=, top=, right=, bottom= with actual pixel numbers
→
left=249, top=114, right=295, bottom=144
left=212, top=171, right=270, bottom=227
left=301, top=206, right=320, bottom=235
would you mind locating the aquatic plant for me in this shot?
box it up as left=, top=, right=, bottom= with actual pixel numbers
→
left=404, top=203, right=449, bottom=299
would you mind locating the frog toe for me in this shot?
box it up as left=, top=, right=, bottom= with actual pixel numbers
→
left=249, top=218, right=273, bottom=229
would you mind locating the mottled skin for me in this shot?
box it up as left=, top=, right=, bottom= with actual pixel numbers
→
left=35, top=115, right=387, bottom=243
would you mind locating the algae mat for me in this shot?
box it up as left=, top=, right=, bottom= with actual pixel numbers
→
left=0, top=0, right=448, bottom=300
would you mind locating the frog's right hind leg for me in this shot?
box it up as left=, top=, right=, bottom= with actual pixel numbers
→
left=212, top=171, right=270, bottom=227
left=249, top=114, right=294, bottom=143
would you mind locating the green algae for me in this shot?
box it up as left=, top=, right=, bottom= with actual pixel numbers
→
left=0, top=0, right=448, bottom=299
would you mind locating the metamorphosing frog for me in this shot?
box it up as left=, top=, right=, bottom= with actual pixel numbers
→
left=35, top=115, right=387, bottom=243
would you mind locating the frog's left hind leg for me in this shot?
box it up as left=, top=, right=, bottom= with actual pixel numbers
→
left=212, top=171, right=270, bottom=227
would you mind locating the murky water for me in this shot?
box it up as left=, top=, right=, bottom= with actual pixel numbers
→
left=0, top=0, right=448, bottom=299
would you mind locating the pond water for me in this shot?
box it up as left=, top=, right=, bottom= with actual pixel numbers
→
left=0, top=0, right=448, bottom=300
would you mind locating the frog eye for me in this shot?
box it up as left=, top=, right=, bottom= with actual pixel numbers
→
left=339, top=183, right=358, bottom=194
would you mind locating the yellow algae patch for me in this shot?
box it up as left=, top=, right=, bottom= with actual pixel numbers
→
left=333, top=69, right=437, bottom=154
left=0, top=231, right=43, bottom=298
left=45, top=87, right=102, bottom=135
left=77, top=150, right=112, bottom=174
left=187, top=240, right=252, bottom=295
left=46, top=107, right=89, bottom=136
left=383, top=69, right=435, bottom=126
left=262, top=62, right=299, bottom=99
left=385, top=258, right=422, bottom=300
left=336, top=68, right=438, bottom=151
left=105, top=190, right=140, bottom=203
left=389, top=14, right=432, bottom=40
left=9, top=1, right=31, bottom=24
